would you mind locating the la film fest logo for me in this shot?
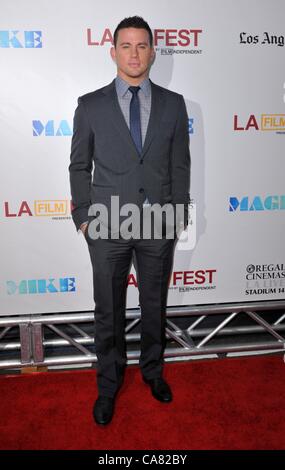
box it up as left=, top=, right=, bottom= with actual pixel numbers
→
left=4, top=200, right=72, bottom=219
left=169, top=269, right=217, bottom=293
left=239, top=31, right=284, bottom=47
left=87, top=27, right=203, bottom=55
left=125, top=268, right=214, bottom=291
left=153, top=29, right=203, bottom=55
left=245, top=264, right=285, bottom=296
left=234, top=114, right=285, bottom=134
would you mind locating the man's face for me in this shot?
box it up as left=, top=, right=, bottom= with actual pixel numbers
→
left=111, top=27, right=155, bottom=84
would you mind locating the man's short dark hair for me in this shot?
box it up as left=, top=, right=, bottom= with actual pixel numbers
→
left=113, top=16, right=153, bottom=47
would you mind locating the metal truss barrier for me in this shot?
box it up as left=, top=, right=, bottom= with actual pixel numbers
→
left=0, top=300, right=285, bottom=371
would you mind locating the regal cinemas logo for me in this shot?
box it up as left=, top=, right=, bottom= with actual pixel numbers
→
left=4, top=200, right=72, bottom=218
left=245, top=264, right=285, bottom=296
left=234, top=114, right=285, bottom=134
left=87, top=27, right=203, bottom=54
left=127, top=269, right=216, bottom=292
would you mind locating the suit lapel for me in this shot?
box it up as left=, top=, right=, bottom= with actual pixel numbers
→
left=142, top=81, right=165, bottom=158
left=102, top=79, right=166, bottom=160
left=103, top=80, right=139, bottom=158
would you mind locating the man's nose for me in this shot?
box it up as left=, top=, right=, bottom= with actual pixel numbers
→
left=130, top=47, right=138, bottom=57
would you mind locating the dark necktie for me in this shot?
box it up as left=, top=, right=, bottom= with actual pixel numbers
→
left=129, top=86, right=142, bottom=154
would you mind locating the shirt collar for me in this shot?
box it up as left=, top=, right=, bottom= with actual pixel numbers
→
left=115, top=75, right=151, bottom=98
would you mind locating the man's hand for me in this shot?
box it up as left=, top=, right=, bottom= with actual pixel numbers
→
left=80, top=222, right=88, bottom=237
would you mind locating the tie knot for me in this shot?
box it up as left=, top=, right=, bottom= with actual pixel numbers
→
left=129, top=86, right=140, bottom=95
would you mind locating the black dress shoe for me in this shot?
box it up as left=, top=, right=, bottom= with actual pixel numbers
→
left=143, top=377, right=173, bottom=403
left=93, top=396, right=115, bottom=425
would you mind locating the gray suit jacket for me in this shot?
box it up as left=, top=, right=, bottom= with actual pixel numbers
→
left=69, top=79, right=190, bottom=232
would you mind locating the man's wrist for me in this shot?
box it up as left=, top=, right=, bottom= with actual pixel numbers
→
left=79, top=221, right=88, bottom=234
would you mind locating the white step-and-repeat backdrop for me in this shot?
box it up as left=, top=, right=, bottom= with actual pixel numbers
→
left=1, top=0, right=284, bottom=315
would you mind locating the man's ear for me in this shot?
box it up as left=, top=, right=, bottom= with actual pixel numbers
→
left=110, top=46, right=116, bottom=63
left=150, top=48, right=156, bottom=65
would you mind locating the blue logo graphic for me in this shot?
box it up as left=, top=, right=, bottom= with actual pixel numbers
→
left=229, top=196, right=285, bottom=212
left=0, top=30, right=42, bottom=48
left=188, top=118, right=194, bottom=134
left=7, top=278, right=76, bottom=295
left=33, top=120, right=72, bottom=136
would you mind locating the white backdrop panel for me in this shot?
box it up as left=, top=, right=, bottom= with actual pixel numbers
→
left=0, top=0, right=284, bottom=315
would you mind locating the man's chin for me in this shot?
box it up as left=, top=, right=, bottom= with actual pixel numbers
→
left=125, top=68, right=147, bottom=78
left=127, top=72, right=143, bottom=78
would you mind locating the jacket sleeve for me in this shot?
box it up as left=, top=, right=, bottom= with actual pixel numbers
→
left=69, top=97, right=94, bottom=231
left=170, top=95, right=191, bottom=228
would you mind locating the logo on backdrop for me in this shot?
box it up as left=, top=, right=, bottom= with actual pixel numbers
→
left=32, top=119, right=192, bottom=136
left=188, top=118, right=194, bottom=134
left=6, top=278, right=76, bottom=295
left=33, top=120, right=72, bottom=136
left=239, top=32, right=284, bottom=47
left=245, top=264, right=285, bottom=296
left=234, top=114, right=285, bottom=134
left=127, top=269, right=216, bottom=292
left=153, top=29, right=203, bottom=55
left=169, top=269, right=217, bottom=293
left=87, top=27, right=203, bottom=55
left=0, top=30, right=42, bottom=48
left=229, top=195, right=285, bottom=212
left=4, top=200, right=72, bottom=219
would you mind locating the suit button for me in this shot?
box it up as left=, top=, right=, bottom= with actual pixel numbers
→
left=139, top=188, right=144, bottom=193
left=140, top=159, right=143, bottom=164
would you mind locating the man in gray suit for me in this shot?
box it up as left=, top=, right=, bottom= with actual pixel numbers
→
left=69, top=16, right=190, bottom=425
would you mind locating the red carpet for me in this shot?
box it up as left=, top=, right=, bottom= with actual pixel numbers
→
left=0, top=355, right=284, bottom=450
